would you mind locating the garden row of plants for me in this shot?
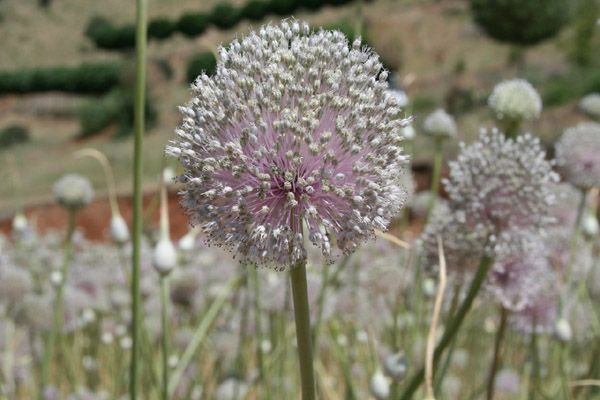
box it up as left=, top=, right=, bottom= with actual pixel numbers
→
left=85, top=0, right=360, bottom=50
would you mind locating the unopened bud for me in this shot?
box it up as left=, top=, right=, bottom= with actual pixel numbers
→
left=153, top=238, right=177, bottom=276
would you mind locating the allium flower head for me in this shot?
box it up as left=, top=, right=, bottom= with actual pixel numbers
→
left=167, top=20, right=409, bottom=268
left=422, top=109, right=457, bottom=139
left=53, top=174, right=94, bottom=210
left=444, top=129, right=558, bottom=233
left=579, top=93, right=600, bottom=120
left=555, top=122, right=600, bottom=189
left=488, top=79, right=542, bottom=122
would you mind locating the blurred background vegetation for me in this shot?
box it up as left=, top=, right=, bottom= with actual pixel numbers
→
left=0, top=0, right=599, bottom=214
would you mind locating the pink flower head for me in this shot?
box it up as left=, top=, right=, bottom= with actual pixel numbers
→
left=167, top=20, right=410, bottom=268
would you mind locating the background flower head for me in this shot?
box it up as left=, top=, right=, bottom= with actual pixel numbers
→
left=555, top=122, right=600, bottom=189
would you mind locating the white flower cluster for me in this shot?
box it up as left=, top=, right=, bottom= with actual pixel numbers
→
left=488, top=79, right=542, bottom=122
left=422, top=109, right=457, bottom=139
left=555, top=122, right=600, bottom=189
left=579, top=93, right=600, bottom=120
left=53, top=174, right=94, bottom=210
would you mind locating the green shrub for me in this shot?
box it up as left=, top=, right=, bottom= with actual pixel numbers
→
left=84, top=15, right=111, bottom=38
left=300, top=0, right=323, bottom=10
left=0, top=125, right=30, bottom=149
left=148, top=18, right=176, bottom=40
left=186, top=52, right=217, bottom=83
left=470, top=0, right=569, bottom=46
left=209, top=2, right=241, bottom=30
left=91, top=23, right=136, bottom=50
left=0, top=63, right=121, bottom=95
left=411, top=95, right=438, bottom=113
left=326, top=0, right=353, bottom=6
left=570, top=0, right=600, bottom=65
left=78, top=89, right=157, bottom=138
left=177, top=12, right=210, bottom=37
left=268, top=0, right=299, bottom=16
left=240, top=0, right=271, bottom=20
left=542, top=67, right=600, bottom=107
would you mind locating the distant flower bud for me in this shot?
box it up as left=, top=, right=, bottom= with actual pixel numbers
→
left=423, top=109, right=457, bottom=139
left=163, top=166, right=176, bottom=185
left=53, top=174, right=94, bottom=210
left=12, top=212, right=28, bottom=235
left=383, top=352, right=407, bottom=381
left=153, top=238, right=177, bottom=276
left=178, top=227, right=199, bottom=252
left=579, top=93, right=600, bottom=120
left=554, top=318, right=572, bottom=342
left=422, top=278, right=436, bottom=298
left=370, top=370, right=390, bottom=400
left=50, top=271, right=63, bottom=288
left=582, top=213, right=599, bottom=238
left=488, top=79, right=542, bottom=122
left=555, top=122, right=600, bottom=189
left=402, top=124, right=416, bottom=140
left=110, top=214, right=130, bottom=244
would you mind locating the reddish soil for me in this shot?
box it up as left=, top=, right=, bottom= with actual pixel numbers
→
left=0, top=165, right=434, bottom=242
left=0, top=189, right=191, bottom=242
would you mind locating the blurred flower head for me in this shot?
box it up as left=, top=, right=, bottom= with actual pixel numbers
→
left=488, top=79, right=541, bottom=122
left=167, top=20, right=409, bottom=268
left=423, top=108, right=457, bottom=139
left=555, top=122, right=600, bottom=189
left=444, top=129, right=558, bottom=234
left=579, top=93, right=600, bottom=120
left=53, top=174, right=94, bottom=210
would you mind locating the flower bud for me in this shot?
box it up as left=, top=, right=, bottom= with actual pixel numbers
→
left=383, top=352, right=407, bottom=381
left=53, top=174, right=94, bottom=210
left=153, top=238, right=177, bottom=276
left=554, top=318, right=572, bottom=342
left=582, top=213, right=599, bottom=238
left=370, top=370, right=390, bottom=400
left=110, top=214, right=130, bottom=244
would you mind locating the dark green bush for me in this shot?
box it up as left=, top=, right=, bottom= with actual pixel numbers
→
left=542, top=67, right=600, bottom=107
left=177, top=12, right=210, bottom=37
left=148, top=18, right=176, bottom=40
left=470, top=0, right=569, bottom=46
left=570, top=0, right=600, bottom=65
left=300, top=0, right=323, bottom=10
left=209, top=2, right=241, bottom=30
left=186, top=52, right=217, bottom=83
left=0, top=63, right=121, bottom=95
left=268, top=0, right=299, bottom=16
left=240, top=0, right=271, bottom=20
left=91, top=23, right=136, bottom=50
left=78, top=89, right=157, bottom=138
left=0, top=125, right=30, bottom=149
left=84, top=15, right=111, bottom=38
left=326, top=0, right=353, bottom=6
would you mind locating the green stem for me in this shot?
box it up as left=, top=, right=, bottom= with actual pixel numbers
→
left=251, top=268, right=265, bottom=388
left=290, top=260, right=316, bottom=400
left=168, top=277, right=239, bottom=396
left=130, top=0, right=148, bottom=397
left=528, top=332, right=540, bottom=400
left=160, top=276, right=170, bottom=400
left=486, top=307, right=508, bottom=400
left=38, top=210, right=76, bottom=400
left=433, top=281, right=462, bottom=392
left=399, top=253, right=494, bottom=400
left=426, top=139, right=444, bottom=222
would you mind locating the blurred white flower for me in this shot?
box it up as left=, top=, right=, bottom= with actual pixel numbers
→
left=488, top=79, right=541, bottom=122
left=423, top=109, right=457, bottom=139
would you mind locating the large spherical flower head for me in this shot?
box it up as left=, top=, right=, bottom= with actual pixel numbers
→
left=488, top=79, right=542, bottom=122
left=422, top=109, right=457, bottom=139
left=167, top=21, right=410, bottom=269
left=579, top=93, right=600, bottom=120
left=555, top=122, right=600, bottom=189
left=53, top=174, right=94, bottom=210
left=444, top=129, right=559, bottom=233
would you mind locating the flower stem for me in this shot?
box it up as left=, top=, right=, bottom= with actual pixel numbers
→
left=251, top=268, right=265, bottom=386
left=160, top=276, right=170, bottom=400
left=38, top=209, right=76, bottom=400
left=486, top=306, right=508, bottom=400
left=290, top=260, right=316, bottom=400
left=130, top=0, right=148, bottom=397
left=399, top=253, right=494, bottom=400
left=426, top=139, right=444, bottom=222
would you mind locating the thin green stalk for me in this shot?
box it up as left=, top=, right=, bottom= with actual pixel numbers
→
left=399, top=253, right=494, bottom=400
left=290, top=260, right=316, bottom=400
left=130, top=0, right=148, bottom=397
left=251, top=268, right=265, bottom=390
left=426, top=139, right=444, bottom=222
left=38, top=210, right=76, bottom=400
left=486, top=307, right=508, bottom=400
left=528, top=331, right=540, bottom=400
left=168, top=276, right=239, bottom=396
left=160, top=276, right=170, bottom=400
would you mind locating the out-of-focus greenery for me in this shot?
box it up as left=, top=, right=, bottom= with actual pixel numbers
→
left=470, top=0, right=569, bottom=46
left=0, top=63, right=122, bottom=95
left=0, top=124, right=30, bottom=149
left=186, top=52, right=217, bottom=84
